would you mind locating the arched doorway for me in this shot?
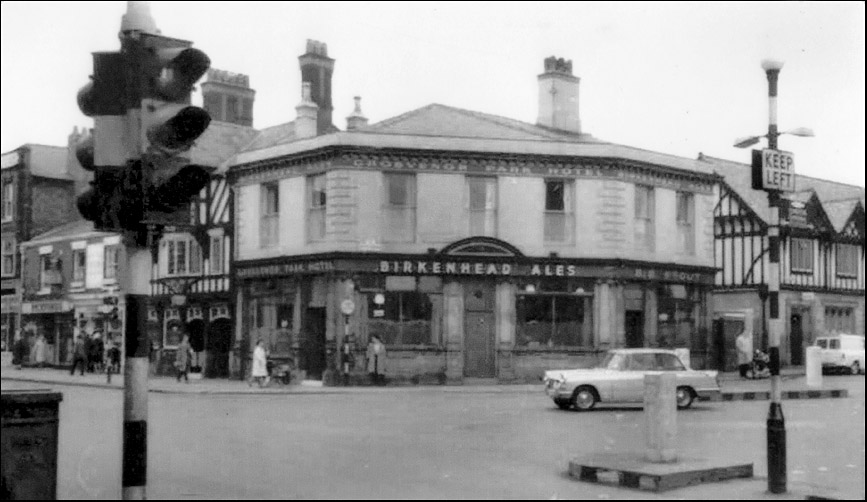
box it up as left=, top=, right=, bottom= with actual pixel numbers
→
left=206, top=318, right=232, bottom=378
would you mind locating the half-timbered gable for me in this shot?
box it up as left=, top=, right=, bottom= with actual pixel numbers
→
left=702, top=153, right=865, bottom=368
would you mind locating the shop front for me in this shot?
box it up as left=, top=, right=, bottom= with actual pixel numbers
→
left=147, top=294, right=234, bottom=378
left=235, top=237, right=717, bottom=385
left=19, top=299, right=75, bottom=366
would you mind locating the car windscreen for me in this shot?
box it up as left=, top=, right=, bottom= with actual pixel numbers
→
left=599, top=352, right=625, bottom=370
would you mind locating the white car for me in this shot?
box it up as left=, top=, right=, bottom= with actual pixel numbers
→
left=543, top=348, right=721, bottom=411
left=815, top=334, right=865, bottom=375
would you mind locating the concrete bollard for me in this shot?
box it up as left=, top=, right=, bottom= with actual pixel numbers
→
left=805, top=346, right=823, bottom=388
left=644, top=373, right=677, bottom=463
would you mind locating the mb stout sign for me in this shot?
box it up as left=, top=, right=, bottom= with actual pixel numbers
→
left=752, top=148, right=795, bottom=192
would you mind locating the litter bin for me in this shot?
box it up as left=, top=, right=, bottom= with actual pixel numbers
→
left=1, top=390, right=63, bottom=500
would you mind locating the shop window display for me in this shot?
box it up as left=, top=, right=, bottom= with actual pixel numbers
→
left=366, top=276, right=440, bottom=345
left=517, top=278, right=594, bottom=348
left=656, top=284, right=699, bottom=348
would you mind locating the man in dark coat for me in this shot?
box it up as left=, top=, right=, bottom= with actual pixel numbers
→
left=70, top=335, right=88, bottom=376
left=12, top=330, right=28, bottom=370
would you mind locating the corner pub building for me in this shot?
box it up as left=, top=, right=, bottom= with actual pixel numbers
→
left=229, top=49, right=720, bottom=384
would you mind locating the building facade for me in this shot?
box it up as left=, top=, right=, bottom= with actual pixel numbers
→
left=18, top=220, right=127, bottom=366
left=227, top=49, right=721, bottom=384
left=146, top=69, right=258, bottom=378
left=705, top=154, right=865, bottom=370
left=1, top=139, right=90, bottom=352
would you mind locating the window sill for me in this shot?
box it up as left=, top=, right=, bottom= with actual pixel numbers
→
left=790, top=269, right=814, bottom=275
left=36, top=288, right=52, bottom=296
left=835, top=273, right=858, bottom=279
left=386, top=344, right=443, bottom=351
left=511, top=346, right=602, bottom=354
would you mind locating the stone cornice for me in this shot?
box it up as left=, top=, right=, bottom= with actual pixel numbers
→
left=230, top=146, right=720, bottom=194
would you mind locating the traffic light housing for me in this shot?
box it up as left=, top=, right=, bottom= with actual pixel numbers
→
left=74, top=30, right=213, bottom=245
left=137, top=33, right=213, bottom=228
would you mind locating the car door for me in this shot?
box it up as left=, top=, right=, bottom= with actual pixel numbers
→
left=619, top=354, right=651, bottom=403
left=603, top=353, right=633, bottom=402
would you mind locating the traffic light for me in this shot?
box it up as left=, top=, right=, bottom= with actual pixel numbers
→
left=74, top=29, right=213, bottom=244
left=75, top=49, right=141, bottom=234
left=136, top=33, right=213, bottom=227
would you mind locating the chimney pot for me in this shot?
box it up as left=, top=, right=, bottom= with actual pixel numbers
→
left=346, top=96, right=369, bottom=131
left=295, top=81, right=319, bottom=139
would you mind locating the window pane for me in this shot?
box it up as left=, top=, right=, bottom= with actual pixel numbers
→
left=309, top=175, right=326, bottom=208
left=189, top=240, right=202, bottom=274
left=367, top=291, right=432, bottom=345
left=545, top=181, right=564, bottom=211
left=262, top=184, right=279, bottom=215
left=387, top=174, right=415, bottom=206
left=210, top=237, right=223, bottom=274
left=176, top=241, right=187, bottom=274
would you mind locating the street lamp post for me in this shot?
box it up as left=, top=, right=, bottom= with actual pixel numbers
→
left=734, top=59, right=814, bottom=495
left=761, top=58, right=787, bottom=496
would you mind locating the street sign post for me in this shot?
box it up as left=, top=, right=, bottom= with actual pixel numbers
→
left=752, top=148, right=795, bottom=192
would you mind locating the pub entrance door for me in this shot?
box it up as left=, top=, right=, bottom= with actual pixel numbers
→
left=464, top=281, right=496, bottom=378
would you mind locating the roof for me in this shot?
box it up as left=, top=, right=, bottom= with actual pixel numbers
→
left=365, top=103, right=598, bottom=142
left=699, top=154, right=865, bottom=224
left=823, top=198, right=863, bottom=232
left=239, top=122, right=297, bottom=153
left=189, top=121, right=259, bottom=175
left=2, top=144, right=72, bottom=180
left=21, top=219, right=116, bottom=247
left=230, top=103, right=717, bottom=177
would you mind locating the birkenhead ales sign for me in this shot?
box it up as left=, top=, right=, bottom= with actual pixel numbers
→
left=752, top=148, right=795, bottom=192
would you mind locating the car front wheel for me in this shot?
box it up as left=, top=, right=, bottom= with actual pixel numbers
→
left=676, top=386, right=695, bottom=410
left=572, top=386, right=597, bottom=411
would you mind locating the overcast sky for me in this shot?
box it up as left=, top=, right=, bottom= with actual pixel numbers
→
left=2, top=1, right=864, bottom=187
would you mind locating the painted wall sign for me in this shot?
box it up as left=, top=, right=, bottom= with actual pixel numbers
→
left=21, top=301, right=72, bottom=314
left=236, top=256, right=714, bottom=285
left=236, top=260, right=335, bottom=278
left=237, top=154, right=715, bottom=194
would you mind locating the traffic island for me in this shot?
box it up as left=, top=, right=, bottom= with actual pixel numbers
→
left=568, top=454, right=753, bottom=492
left=568, top=373, right=754, bottom=493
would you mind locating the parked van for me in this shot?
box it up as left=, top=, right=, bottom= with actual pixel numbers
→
left=814, top=334, right=865, bottom=375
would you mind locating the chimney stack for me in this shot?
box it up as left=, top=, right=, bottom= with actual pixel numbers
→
left=298, top=39, right=335, bottom=135
left=346, top=96, right=368, bottom=131
left=295, top=82, right=319, bottom=139
left=536, top=56, right=581, bottom=134
left=201, top=69, right=256, bottom=126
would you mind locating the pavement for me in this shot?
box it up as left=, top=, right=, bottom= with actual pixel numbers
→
left=1, top=364, right=859, bottom=398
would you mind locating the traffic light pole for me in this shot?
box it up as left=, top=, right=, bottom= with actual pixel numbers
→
left=120, top=243, right=155, bottom=500
left=122, top=292, right=149, bottom=500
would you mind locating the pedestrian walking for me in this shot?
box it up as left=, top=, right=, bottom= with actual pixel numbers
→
left=89, top=331, right=105, bottom=373
left=33, top=333, right=46, bottom=368
left=366, top=334, right=387, bottom=386
left=736, top=328, right=753, bottom=379
left=250, top=339, right=269, bottom=388
left=70, top=335, right=88, bottom=376
left=12, top=330, right=28, bottom=370
left=104, top=334, right=121, bottom=383
left=175, top=334, right=192, bottom=383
